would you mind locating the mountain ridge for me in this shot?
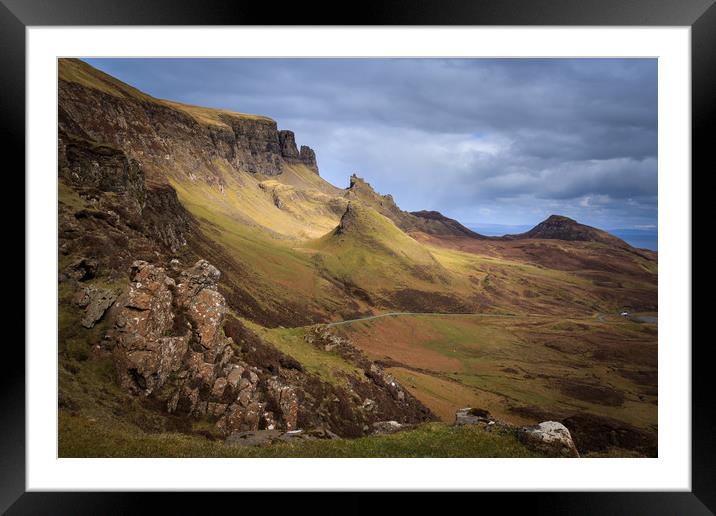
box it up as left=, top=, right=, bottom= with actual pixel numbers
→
left=61, top=58, right=636, bottom=248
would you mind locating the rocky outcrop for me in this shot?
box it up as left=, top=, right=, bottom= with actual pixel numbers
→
left=63, top=257, right=99, bottom=282
left=517, top=421, right=580, bottom=458
left=278, top=130, right=320, bottom=174
left=372, top=420, right=404, bottom=434
left=111, top=260, right=187, bottom=394
left=219, top=116, right=284, bottom=176
left=107, top=259, right=284, bottom=434
left=345, top=175, right=407, bottom=227
left=455, top=407, right=493, bottom=426
left=278, top=130, right=300, bottom=159
left=106, top=259, right=434, bottom=438
left=265, top=377, right=299, bottom=431
left=345, top=174, right=484, bottom=238
left=454, top=407, right=512, bottom=435
left=299, top=145, right=319, bottom=173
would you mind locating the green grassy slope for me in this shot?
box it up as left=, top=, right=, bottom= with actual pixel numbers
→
left=59, top=58, right=272, bottom=127
left=305, top=203, right=476, bottom=311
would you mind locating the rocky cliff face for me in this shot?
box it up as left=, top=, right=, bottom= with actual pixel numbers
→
left=58, top=129, right=192, bottom=275
left=59, top=59, right=320, bottom=183
left=278, top=130, right=319, bottom=174
left=142, top=183, right=192, bottom=253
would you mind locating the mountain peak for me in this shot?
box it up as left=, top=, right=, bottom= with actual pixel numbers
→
left=544, top=214, right=577, bottom=224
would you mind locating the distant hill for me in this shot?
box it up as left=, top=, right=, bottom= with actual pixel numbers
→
left=410, top=210, right=486, bottom=239
left=505, top=215, right=631, bottom=248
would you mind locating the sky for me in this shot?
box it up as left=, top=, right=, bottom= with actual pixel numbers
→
left=86, top=58, right=657, bottom=232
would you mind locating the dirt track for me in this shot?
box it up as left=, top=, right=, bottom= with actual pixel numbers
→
left=325, top=311, right=599, bottom=328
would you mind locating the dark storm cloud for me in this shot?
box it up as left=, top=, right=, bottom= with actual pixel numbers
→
left=84, top=58, right=657, bottom=229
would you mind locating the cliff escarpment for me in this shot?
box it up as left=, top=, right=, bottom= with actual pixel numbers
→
left=59, top=59, right=320, bottom=184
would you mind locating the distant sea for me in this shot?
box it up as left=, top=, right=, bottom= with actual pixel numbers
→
left=466, top=224, right=658, bottom=251
left=608, top=229, right=658, bottom=251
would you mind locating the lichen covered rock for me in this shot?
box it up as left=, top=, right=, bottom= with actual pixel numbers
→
left=518, top=421, right=580, bottom=458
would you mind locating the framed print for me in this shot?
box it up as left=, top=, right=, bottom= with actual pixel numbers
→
left=5, top=0, right=711, bottom=512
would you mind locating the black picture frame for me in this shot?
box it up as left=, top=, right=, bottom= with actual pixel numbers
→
left=4, top=0, right=710, bottom=513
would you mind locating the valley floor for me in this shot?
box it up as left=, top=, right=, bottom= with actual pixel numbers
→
left=325, top=313, right=657, bottom=433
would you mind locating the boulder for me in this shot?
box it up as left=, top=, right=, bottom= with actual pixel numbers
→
left=455, top=407, right=492, bottom=426
left=64, top=257, right=98, bottom=281
left=372, top=420, right=403, bottom=434
left=518, top=421, right=580, bottom=458
left=80, top=287, right=118, bottom=328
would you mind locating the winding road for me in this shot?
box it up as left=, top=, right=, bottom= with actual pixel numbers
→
left=324, top=310, right=655, bottom=328
left=327, top=311, right=548, bottom=328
